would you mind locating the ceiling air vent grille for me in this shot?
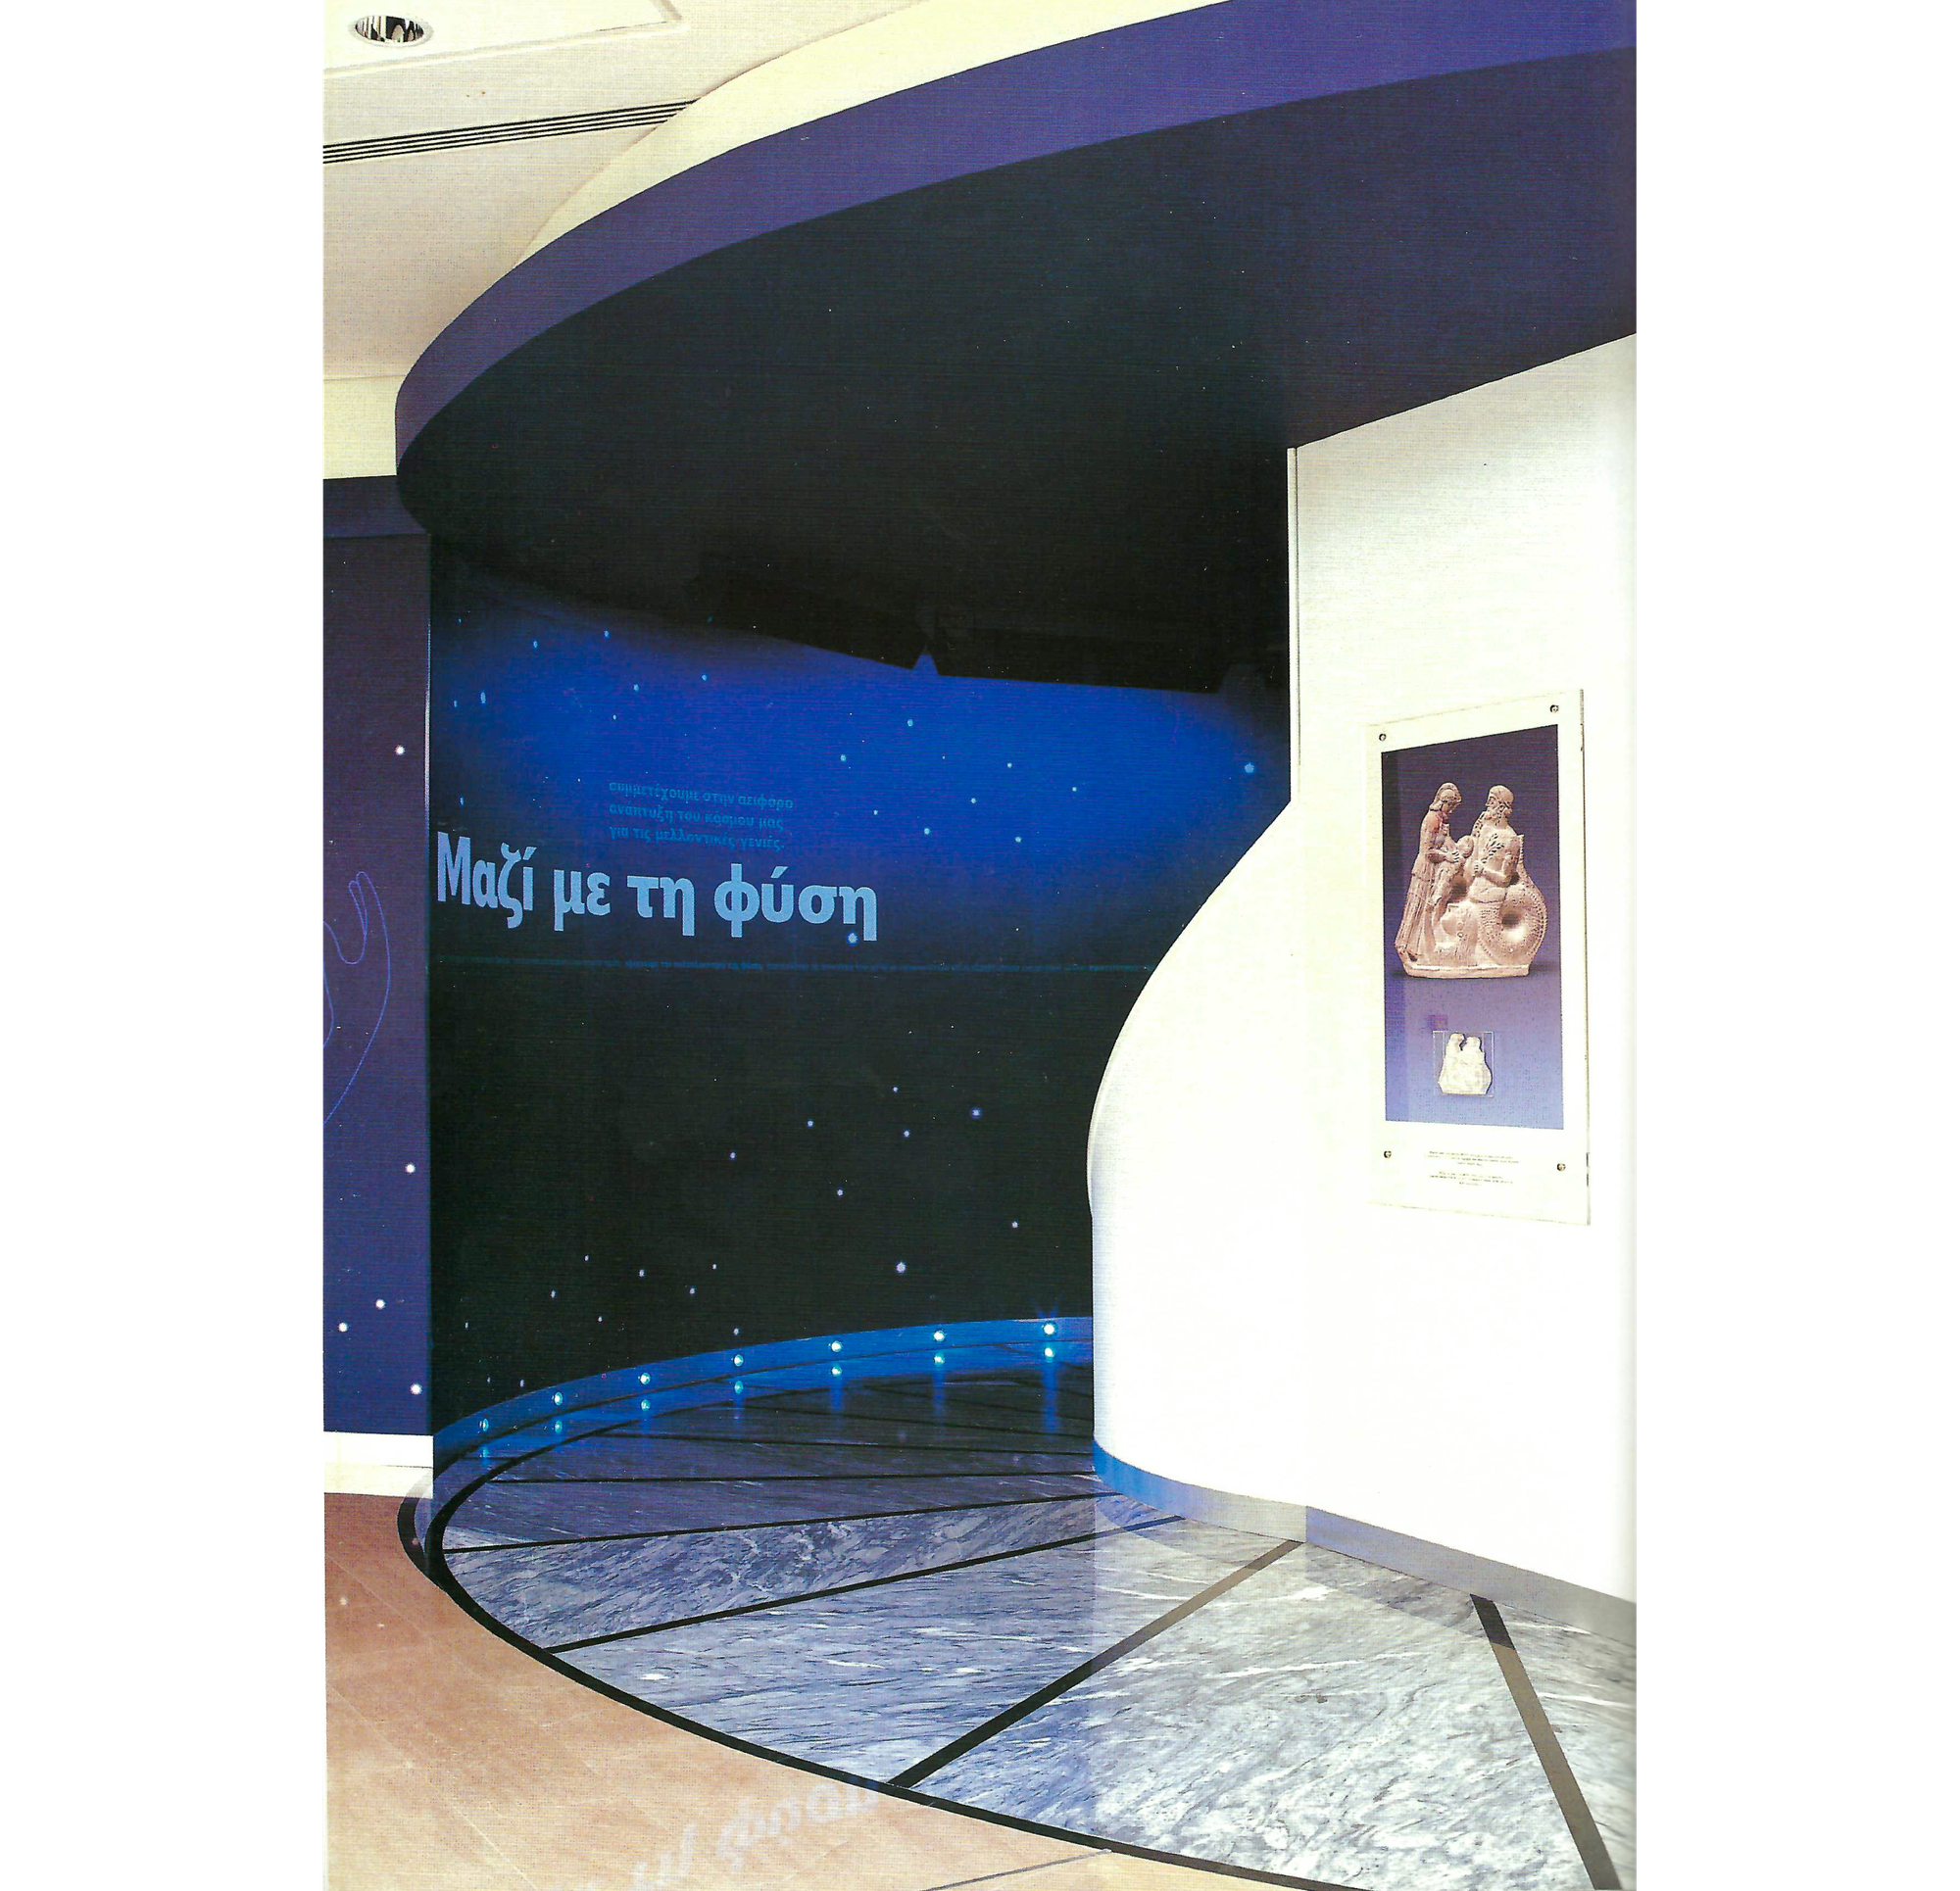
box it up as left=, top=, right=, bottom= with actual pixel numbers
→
left=325, top=99, right=692, bottom=165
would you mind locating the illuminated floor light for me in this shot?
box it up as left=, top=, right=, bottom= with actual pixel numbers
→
left=830, top=1340, right=843, bottom=1352
left=831, top=1365, right=843, bottom=1378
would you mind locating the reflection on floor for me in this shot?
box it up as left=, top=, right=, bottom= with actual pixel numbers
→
left=412, top=1359, right=1635, bottom=1891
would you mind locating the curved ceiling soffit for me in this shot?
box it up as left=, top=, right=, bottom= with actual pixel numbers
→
left=396, top=0, right=1636, bottom=462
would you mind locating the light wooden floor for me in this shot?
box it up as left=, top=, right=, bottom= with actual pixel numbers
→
left=327, top=1494, right=1215, bottom=1890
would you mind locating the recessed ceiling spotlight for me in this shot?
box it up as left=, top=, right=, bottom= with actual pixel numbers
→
left=352, top=15, right=429, bottom=46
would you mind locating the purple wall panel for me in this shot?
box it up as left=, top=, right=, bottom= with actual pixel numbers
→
left=324, top=507, right=432, bottom=1434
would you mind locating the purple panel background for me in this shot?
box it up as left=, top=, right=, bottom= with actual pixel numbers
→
left=1381, top=723, right=1562, bottom=1130
left=324, top=506, right=432, bottom=1435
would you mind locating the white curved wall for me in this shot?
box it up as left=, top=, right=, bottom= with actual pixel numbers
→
left=1091, top=340, right=1634, bottom=1605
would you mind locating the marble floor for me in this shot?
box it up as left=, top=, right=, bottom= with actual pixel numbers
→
left=410, top=1353, right=1633, bottom=1890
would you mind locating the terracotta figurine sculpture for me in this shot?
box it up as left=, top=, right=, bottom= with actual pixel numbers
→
left=1397, top=783, right=1546, bottom=978
left=1394, top=782, right=1462, bottom=968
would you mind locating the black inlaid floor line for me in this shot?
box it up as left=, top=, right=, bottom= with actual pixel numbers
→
left=443, top=1489, right=1115, bottom=1555
left=758, top=1382, right=1095, bottom=1428
left=918, top=1858, right=1113, bottom=1891
left=1473, top=1596, right=1623, bottom=1890
left=542, top=1515, right=1187, bottom=1654
left=742, top=1394, right=1092, bottom=1446
left=888, top=1539, right=1300, bottom=1790
left=567, top=1430, right=1091, bottom=1461
left=494, top=1470, right=1102, bottom=1485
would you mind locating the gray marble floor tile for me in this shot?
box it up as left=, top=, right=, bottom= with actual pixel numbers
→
left=496, top=1433, right=1092, bottom=1482
left=1508, top=1616, right=1635, bottom=1886
left=1282, top=1541, right=1488, bottom=1639
left=929, top=1548, right=1591, bottom=1891
left=450, top=1492, right=1167, bottom=1647
left=440, top=1471, right=1101, bottom=1550
left=561, top=1517, right=1278, bottom=1781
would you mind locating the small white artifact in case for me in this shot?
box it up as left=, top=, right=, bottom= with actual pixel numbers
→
left=1437, top=1033, right=1493, bottom=1096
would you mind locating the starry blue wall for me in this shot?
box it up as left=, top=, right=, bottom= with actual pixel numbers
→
left=324, top=489, right=431, bottom=1436
left=427, top=552, right=1288, bottom=1428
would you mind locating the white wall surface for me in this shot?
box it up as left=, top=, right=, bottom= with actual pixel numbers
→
left=324, top=375, right=404, bottom=478
left=1090, top=340, right=1634, bottom=1602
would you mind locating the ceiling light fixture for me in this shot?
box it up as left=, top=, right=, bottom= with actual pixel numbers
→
left=351, top=15, right=430, bottom=46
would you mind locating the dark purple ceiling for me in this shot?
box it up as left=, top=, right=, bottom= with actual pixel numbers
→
left=396, top=2, right=1633, bottom=690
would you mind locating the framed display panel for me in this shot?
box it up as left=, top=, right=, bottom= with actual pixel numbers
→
left=1369, top=692, right=1588, bottom=1224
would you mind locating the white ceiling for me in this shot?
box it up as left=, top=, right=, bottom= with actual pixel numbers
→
left=324, top=1, right=926, bottom=380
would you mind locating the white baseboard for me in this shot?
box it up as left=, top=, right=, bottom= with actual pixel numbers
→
left=325, top=1430, right=433, bottom=1498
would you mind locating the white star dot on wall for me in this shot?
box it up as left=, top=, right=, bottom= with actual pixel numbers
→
left=410, top=1382, right=422, bottom=1395
left=395, top=745, right=406, bottom=755
left=337, top=1322, right=348, bottom=1333
left=405, top=1163, right=416, bottom=1174
left=896, top=1261, right=906, bottom=1274
left=374, top=1299, right=386, bottom=1310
